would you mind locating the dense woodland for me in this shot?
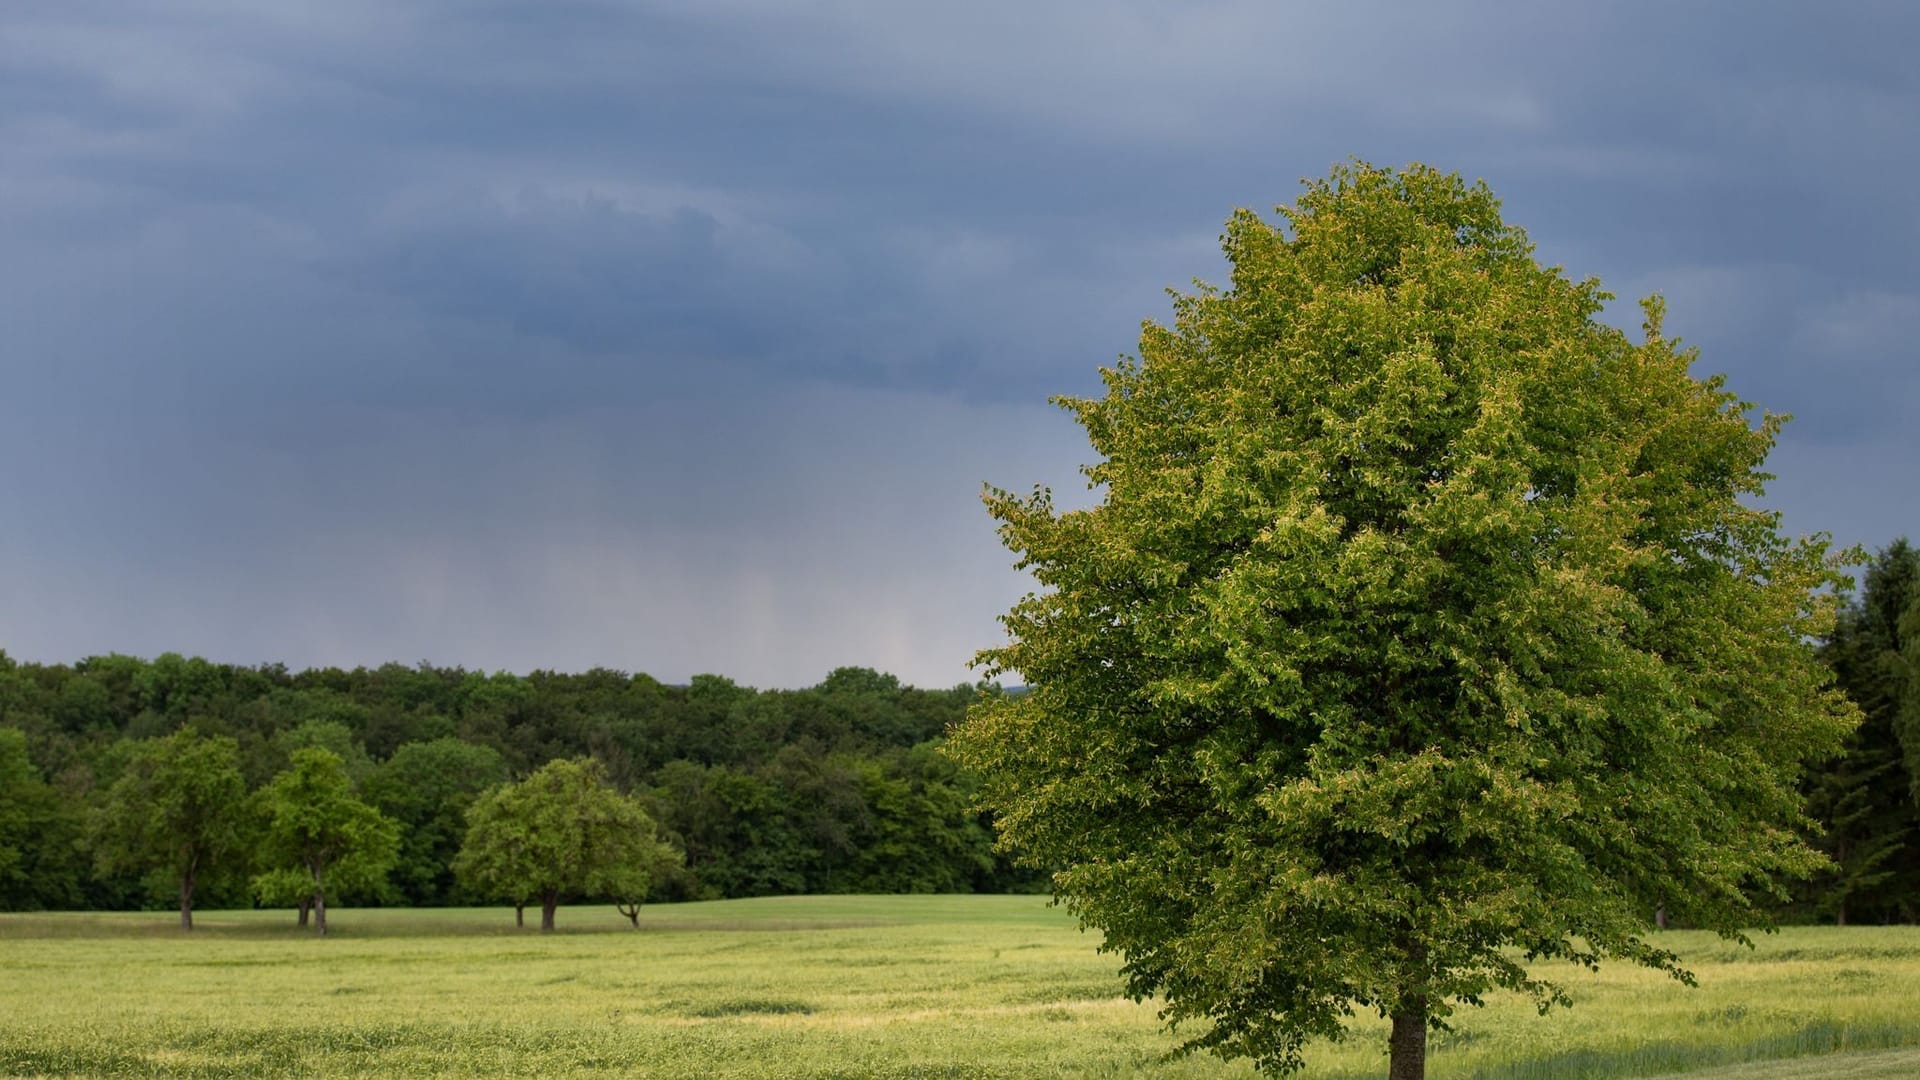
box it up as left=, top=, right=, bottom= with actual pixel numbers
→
left=0, top=660, right=1039, bottom=915
left=0, top=537, right=1914, bottom=922
left=1800, top=539, right=1920, bottom=924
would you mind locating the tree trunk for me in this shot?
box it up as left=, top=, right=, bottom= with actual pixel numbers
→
left=541, top=892, right=558, bottom=933
left=1389, top=998, right=1428, bottom=1080
left=298, top=895, right=312, bottom=929
left=618, top=902, right=640, bottom=929
left=515, top=903, right=525, bottom=928
left=178, top=872, right=195, bottom=932
left=1835, top=838, right=1850, bottom=926
left=312, top=864, right=328, bottom=937
left=1655, top=906, right=1667, bottom=930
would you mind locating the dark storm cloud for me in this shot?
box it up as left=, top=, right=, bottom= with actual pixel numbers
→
left=1, top=1, right=1914, bottom=686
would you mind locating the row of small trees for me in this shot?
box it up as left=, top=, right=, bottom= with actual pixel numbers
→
left=82, top=728, right=677, bottom=935
left=0, top=663, right=1023, bottom=912
left=455, top=757, right=679, bottom=932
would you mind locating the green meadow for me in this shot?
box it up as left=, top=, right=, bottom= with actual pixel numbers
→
left=3, top=896, right=1918, bottom=1079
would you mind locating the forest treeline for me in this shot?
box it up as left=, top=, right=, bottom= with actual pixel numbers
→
left=1800, top=539, right=1920, bottom=925
left=0, top=537, right=1915, bottom=923
left=0, top=660, right=1039, bottom=915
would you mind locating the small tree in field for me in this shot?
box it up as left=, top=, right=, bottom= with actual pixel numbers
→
left=948, top=162, right=1858, bottom=1079
left=611, top=836, right=682, bottom=929
left=255, top=747, right=399, bottom=936
left=90, top=728, right=248, bottom=930
left=455, top=758, right=675, bottom=932
left=250, top=867, right=320, bottom=929
left=451, top=797, right=536, bottom=927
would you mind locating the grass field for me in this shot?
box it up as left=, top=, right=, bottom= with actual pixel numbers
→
left=4, top=896, right=1919, bottom=1078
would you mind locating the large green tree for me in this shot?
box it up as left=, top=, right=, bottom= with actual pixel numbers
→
left=254, top=747, right=399, bottom=936
left=948, top=162, right=1857, bottom=1080
left=89, top=727, right=250, bottom=930
left=455, top=757, right=676, bottom=931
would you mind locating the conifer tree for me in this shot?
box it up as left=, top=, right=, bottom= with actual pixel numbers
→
left=1811, top=540, right=1920, bottom=924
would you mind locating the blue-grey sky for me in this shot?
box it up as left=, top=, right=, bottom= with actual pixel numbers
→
left=2, top=1, right=1915, bottom=688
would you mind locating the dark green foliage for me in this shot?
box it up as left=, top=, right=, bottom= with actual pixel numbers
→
left=454, top=758, right=678, bottom=931
left=0, top=650, right=1028, bottom=908
left=826, top=744, right=997, bottom=894
left=363, top=738, right=510, bottom=906
left=88, top=728, right=250, bottom=929
left=254, top=748, right=401, bottom=935
left=0, top=727, right=85, bottom=910
left=643, top=760, right=813, bottom=899
left=1806, top=541, right=1920, bottom=924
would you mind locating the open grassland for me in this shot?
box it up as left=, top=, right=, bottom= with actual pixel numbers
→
left=4, top=897, right=1919, bottom=1079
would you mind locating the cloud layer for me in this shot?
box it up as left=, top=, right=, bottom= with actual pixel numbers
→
left=3, top=2, right=1915, bottom=686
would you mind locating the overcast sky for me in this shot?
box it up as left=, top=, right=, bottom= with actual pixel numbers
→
left=2, top=1, right=1914, bottom=688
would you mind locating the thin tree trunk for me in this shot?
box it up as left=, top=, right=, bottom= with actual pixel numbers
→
left=312, top=864, right=328, bottom=937
left=298, top=896, right=311, bottom=929
left=541, top=892, right=558, bottom=932
left=178, top=872, right=195, bottom=932
left=1836, top=839, right=1850, bottom=926
left=1388, top=997, right=1428, bottom=1080
left=1655, top=906, right=1667, bottom=930
left=515, top=903, right=525, bottom=928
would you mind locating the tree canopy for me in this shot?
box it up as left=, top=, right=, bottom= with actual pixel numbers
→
left=1807, top=540, right=1920, bottom=924
left=948, top=162, right=1858, bottom=1079
left=254, top=747, right=400, bottom=935
left=362, top=737, right=510, bottom=907
left=88, top=728, right=249, bottom=930
left=0, top=727, right=82, bottom=910
left=0, top=659, right=1028, bottom=911
left=455, top=757, right=678, bottom=931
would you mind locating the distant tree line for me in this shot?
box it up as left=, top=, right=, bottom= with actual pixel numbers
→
left=0, top=661, right=1040, bottom=923
left=0, top=537, right=1914, bottom=927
